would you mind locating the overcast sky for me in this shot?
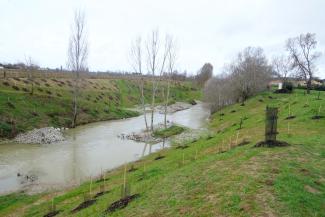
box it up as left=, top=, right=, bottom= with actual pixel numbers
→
left=0, top=0, right=325, bottom=77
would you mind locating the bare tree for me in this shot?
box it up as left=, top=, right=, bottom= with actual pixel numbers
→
left=145, top=30, right=168, bottom=131
left=272, top=55, right=292, bottom=82
left=162, top=35, right=177, bottom=129
left=286, top=33, right=321, bottom=94
left=130, top=36, right=149, bottom=131
left=230, top=47, right=272, bottom=103
left=25, top=56, right=39, bottom=95
left=67, top=10, right=88, bottom=128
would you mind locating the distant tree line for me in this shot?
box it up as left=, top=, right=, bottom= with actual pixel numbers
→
left=204, top=32, right=322, bottom=113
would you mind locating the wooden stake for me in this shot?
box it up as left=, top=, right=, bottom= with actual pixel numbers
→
left=103, top=172, right=106, bottom=190
left=288, top=104, right=291, bottom=117
left=123, top=163, right=127, bottom=194
left=89, top=176, right=92, bottom=195
left=236, top=132, right=239, bottom=146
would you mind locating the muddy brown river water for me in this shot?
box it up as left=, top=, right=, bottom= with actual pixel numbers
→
left=0, top=103, right=210, bottom=195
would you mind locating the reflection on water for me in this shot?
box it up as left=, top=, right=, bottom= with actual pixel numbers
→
left=0, top=103, right=210, bottom=194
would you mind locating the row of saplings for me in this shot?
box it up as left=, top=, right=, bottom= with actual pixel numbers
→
left=44, top=104, right=309, bottom=216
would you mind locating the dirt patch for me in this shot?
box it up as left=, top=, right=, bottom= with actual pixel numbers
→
left=155, top=155, right=165, bottom=160
left=176, top=145, right=189, bottom=149
left=304, top=185, right=320, bottom=194
left=265, top=179, right=274, bottom=186
left=255, top=140, right=290, bottom=148
left=43, top=210, right=61, bottom=217
left=128, top=166, right=138, bottom=172
left=299, top=168, right=310, bottom=176
left=271, top=168, right=280, bottom=174
left=285, top=115, right=296, bottom=120
left=238, top=139, right=250, bottom=146
left=105, top=194, right=139, bottom=213
left=94, top=191, right=109, bottom=198
left=71, top=199, right=96, bottom=213
left=311, top=115, right=324, bottom=120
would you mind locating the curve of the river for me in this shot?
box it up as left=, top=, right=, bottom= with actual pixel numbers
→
left=0, top=103, right=210, bottom=195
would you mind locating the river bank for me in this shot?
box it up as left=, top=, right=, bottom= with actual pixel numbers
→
left=8, top=101, right=195, bottom=145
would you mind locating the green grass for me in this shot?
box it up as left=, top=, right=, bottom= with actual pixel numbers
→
left=0, top=77, right=200, bottom=138
left=153, top=125, right=186, bottom=138
left=0, top=89, right=324, bottom=217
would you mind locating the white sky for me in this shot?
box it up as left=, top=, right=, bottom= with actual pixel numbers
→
left=0, top=0, right=325, bottom=77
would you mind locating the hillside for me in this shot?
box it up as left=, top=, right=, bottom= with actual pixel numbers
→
left=0, top=89, right=324, bottom=216
left=0, top=75, right=200, bottom=139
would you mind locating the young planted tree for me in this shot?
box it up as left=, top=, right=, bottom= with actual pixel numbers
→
left=163, top=35, right=177, bottom=129
left=286, top=33, right=321, bottom=94
left=130, top=36, right=149, bottom=131
left=145, top=30, right=168, bottom=131
left=25, top=56, right=38, bottom=95
left=67, top=10, right=88, bottom=128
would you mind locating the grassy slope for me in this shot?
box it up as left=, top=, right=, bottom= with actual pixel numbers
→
left=0, top=89, right=325, bottom=217
left=0, top=77, right=200, bottom=138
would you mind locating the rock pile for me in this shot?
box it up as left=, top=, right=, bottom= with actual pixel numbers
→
left=14, top=127, right=65, bottom=144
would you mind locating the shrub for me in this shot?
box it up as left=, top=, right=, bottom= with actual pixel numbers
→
left=46, top=90, right=52, bottom=95
left=274, top=81, right=293, bottom=94
left=12, top=85, right=20, bottom=91
left=22, top=87, right=29, bottom=92
left=37, top=87, right=43, bottom=92
left=0, top=122, right=13, bottom=137
left=7, top=101, right=15, bottom=109
left=3, top=81, right=10, bottom=86
left=45, top=83, right=51, bottom=87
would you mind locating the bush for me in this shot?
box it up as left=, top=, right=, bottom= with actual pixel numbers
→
left=0, top=122, right=13, bottom=137
left=12, top=85, right=20, bottom=91
left=283, top=81, right=293, bottom=92
left=3, top=81, right=10, bottom=86
left=274, top=81, right=293, bottom=94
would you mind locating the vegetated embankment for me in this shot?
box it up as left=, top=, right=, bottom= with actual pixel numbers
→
left=0, top=73, right=200, bottom=139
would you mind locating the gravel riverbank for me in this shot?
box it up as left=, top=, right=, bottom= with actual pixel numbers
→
left=14, top=127, right=65, bottom=144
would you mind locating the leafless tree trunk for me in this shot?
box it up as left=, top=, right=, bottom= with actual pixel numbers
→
left=25, top=56, right=36, bottom=95
left=67, top=10, right=88, bottom=128
left=146, top=30, right=168, bottom=131
left=130, top=36, right=149, bottom=131
left=286, top=33, right=321, bottom=94
left=163, top=35, right=177, bottom=129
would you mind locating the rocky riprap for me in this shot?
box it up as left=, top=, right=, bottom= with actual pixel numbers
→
left=14, top=127, right=65, bottom=144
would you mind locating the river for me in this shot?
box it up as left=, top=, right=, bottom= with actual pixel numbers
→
left=0, top=103, right=210, bottom=195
